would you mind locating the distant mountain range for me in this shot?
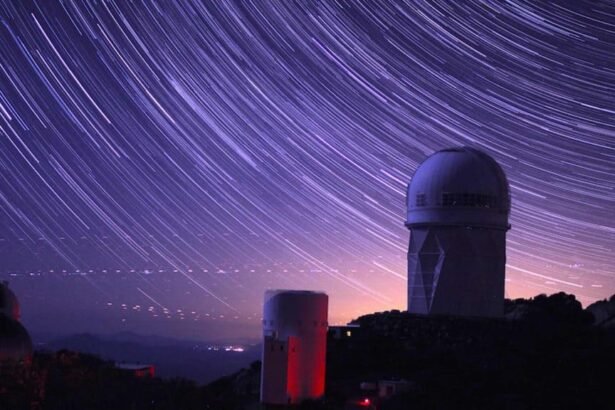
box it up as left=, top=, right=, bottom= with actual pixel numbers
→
left=43, top=332, right=260, bottom=384
left=38, top=294, right=615, bottom=386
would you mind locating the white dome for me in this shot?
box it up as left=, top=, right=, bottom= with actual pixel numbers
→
left=406, top=147, right=510, bottom=229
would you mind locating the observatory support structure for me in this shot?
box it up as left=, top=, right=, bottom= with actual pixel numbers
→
left=407, top=226, right=506, bottom=317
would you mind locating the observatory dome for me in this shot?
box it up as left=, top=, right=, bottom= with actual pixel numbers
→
left=0, top=313, right=32, bottom=363
left=0, top=281, right=20, bottom=321
left=406, top=147, right=510, bottom=229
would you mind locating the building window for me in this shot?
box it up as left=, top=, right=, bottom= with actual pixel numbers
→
left=441, top=192, right=497, bottom=208
left=416, top=193, right=426, bottom=207
left=346, top=330, right=352, bottom=337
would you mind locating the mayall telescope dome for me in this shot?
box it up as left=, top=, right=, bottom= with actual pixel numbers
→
left=405, top=147, right=511, bottom=318
left=406, top=147, right=510, bottom=230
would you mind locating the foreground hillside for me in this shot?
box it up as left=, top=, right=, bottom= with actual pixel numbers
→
left=1, top=292, right=614, bottom=409
left=328, top=293, right=614, bottom=409
left=207, top=293, right=615, bottom=409
left=0, top=350, right=203, bottom=410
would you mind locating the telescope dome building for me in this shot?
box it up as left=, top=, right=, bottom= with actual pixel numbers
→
left=0, top=280, right=20, bottom=321
left=0, top=281, right=32, bottom=363
left=406, top=147, right=511, bottom=317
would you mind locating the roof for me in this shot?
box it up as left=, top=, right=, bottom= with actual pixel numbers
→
left=115, top=363, right=154, bottom=370
left=265, top=290, right=327, bottom=296
left=406, top=147, right=511, bottom=229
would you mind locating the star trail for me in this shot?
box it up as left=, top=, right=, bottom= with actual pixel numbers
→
left=0, top=1, right=613, bottom=334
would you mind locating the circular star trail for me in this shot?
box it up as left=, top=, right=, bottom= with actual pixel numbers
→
left=0, top=1, right=613, bottom=322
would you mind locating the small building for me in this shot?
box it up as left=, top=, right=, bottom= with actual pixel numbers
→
left=115, top=363, right=155, bottom=378
left=328, top=324, right=360, bottom=340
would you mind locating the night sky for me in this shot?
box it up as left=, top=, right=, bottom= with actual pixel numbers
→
left=0, top=1, right=613, bottom=338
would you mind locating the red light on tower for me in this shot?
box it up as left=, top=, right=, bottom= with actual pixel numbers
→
left=260, top=290, right=328, bottom=405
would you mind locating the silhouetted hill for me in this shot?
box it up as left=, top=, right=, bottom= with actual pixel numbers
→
left=203, top=292, right=615, bottom=409
left=202, top=361, right=262, bottom=410
left=329, top=293, right=615, bottom=409
left=0, top=350, right=204, bottom=410
left=586, top=295, right=615, bottom=328
left=503, top=292, right=594, bottom=326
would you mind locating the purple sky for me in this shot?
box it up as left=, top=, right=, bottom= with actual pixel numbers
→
left=0, top=1, right=613, bottom=339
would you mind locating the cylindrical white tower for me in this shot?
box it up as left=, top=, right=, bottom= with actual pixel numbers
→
left=406, top=147, right=511, bottom=317
left=260, top=290, right=328, bottom=405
